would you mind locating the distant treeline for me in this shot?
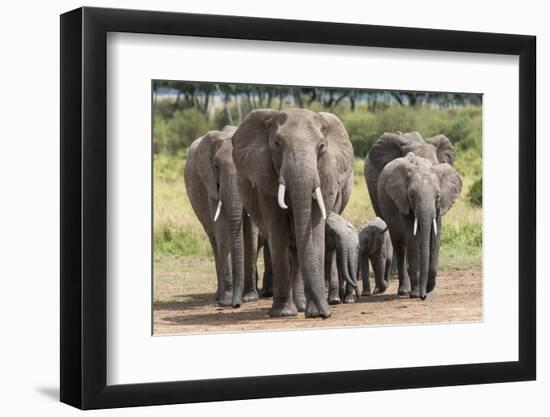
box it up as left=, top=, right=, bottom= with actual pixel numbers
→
left=153, top=81, right=482, bottom=158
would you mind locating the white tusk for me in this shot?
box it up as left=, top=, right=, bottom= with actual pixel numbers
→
left=314, top=187, right=327, bottom=220
left=213, top=200, right=222, bottom=222
left=278, top=183, right=288, bottom=209
left=433, top=218, right=438, bottom=236
left=413, top=217, right=418, bottom=236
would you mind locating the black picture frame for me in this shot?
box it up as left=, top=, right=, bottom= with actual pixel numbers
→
left=60, top=6, right=536, bottom=410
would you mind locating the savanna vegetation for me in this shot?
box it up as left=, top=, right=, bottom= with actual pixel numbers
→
left=153, top=83, right=482, bottom=275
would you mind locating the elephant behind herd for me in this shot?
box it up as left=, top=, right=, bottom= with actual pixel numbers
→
left=183, top=108, right=462, bottom=319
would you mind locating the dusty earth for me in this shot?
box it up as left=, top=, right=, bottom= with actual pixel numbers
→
left=153, top=266, right=482, bottom=335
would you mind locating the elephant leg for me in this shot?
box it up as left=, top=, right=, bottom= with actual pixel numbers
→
left=305, top=219, right=329, bottom=318
left=328, top=253, right=341, bottom=305
left=373, top=256, right=388, bottom=294
left=290, top=249, right=306, bottom=312
left=337, top=267, right=346, bottom=302
left=216, top=243, right=233, bottom=306
left=242, top=216, right=259, bottom=302
left=325, top=248, right=340, bottom=304
left=390, top=250, right=398, bottom=276
left=263, top=204, right=296, bottom=317
left=360, top=255, right=371, bottom=296
left=406, top=239, right=420, bottom=298
left=261, top=243, right=274, bottom=297
left=384, top=255, right=392, bottom=286
left=427, top=219, right=441, bottom=293
left=214, top=224, right=233, bottom=307
left=324, top=247, right=332, bottom=298
left=395, top=240, right=410, bottom=296
left=208, top=235, right=224, bottom=301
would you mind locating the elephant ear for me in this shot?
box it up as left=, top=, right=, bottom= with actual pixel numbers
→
left=433, top=163, right=462, bottom=215
left=195, top=130, right=224, bottom=200
left=319, top=112, right=353, bottom=159
left=231, top=109, right=279, bottom=196
left=383, top=153, right=416, bottom=215
left=402, top=131, right=424, bottom=143
left=319, top=112, right=354, bottom=206
left=368, top=132, right=416, bottom=171
left=221, top=125, right=237, bottom=136
left=426, top=134, right=456, bottom=165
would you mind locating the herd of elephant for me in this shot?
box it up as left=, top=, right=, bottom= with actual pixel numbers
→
left=183, top=108, right=462, bottom=319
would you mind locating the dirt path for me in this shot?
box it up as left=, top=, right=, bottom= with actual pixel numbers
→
left=153, top=268, right=482, bottom=334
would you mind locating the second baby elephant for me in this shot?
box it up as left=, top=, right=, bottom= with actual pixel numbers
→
left=357, top=217, right=393, bottom=296
left=325, top=212, right=359, bottom=304
left=184, top=126, right=260, bottom=308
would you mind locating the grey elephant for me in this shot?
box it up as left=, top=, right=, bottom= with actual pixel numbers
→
left=377, top=153, right=462, bottom=298
left=365, top=131, right=457, bottom=276
left=364, top=131, right=456, bottom=217
left=184, top=126, right=260, bottom=307
left=357, top=217, right=393, bottom=296
left=325, top=212, right=359, bottom=304
left=232, top=108, right=354, bottom=318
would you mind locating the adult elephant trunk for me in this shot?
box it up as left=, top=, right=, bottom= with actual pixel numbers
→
left=416, top=207, right=434, bottom=300
left=281, top=159, right=330, bottom=318
left=220, top=176, right=244, bottom=307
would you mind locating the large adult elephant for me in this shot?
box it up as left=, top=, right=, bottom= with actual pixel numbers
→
left=364, top=131, right=456, bottom=217
left=377, top=153, right=462, bottom=298
left=184, top=126, right=260, bottom=308
left=232, top=108, right=353, bottom=318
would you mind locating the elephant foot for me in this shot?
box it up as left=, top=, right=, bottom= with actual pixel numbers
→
left=305, top=300, right=331, bottom=319
left=217, top=290, right=233, bottom=307
left=409, top=288, right=420, bottom=299
left=328, top=296, right=341, bottom=305
left=427, top=278, right=436, bottom=293
left=373, top=286, right=388, bottom=294
left=232, top=296, right=242, bottom=309
left=343, top=293, right=356, bottom=304
left=397, top=285, right=411, bottom=296
left=242, top=290, right=259, bottom=303
left=269, top=300, right=298, bottom=317
left=328, top=288, right=341, bottom=305
left=261, top=288, right=273, bottom=298
left=361, top=289, right=371, bottom=297
left=294, top=295, right=307, bottom=312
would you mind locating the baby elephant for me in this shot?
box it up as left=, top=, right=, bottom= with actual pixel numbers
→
left=325, top=212, right=360, bottom=304
left=358, top=217, right=393, bottom=295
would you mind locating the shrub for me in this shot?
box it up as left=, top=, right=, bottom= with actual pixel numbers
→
left=165, top=109, right=209, bottom=154
left=153, top=114, right=167, bottom=154
left=468, top=178, right=483, bottom=207
left=339, top=111, right=377, bottom=158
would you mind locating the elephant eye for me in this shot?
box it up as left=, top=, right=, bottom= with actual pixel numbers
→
left=273, top=140, right=280, bottom=148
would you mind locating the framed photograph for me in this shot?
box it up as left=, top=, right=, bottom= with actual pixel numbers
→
left=60, top=6, right=536, bottom=410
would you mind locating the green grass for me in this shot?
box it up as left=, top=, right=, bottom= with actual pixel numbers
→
left=154, top=151, right=482, bottom=270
